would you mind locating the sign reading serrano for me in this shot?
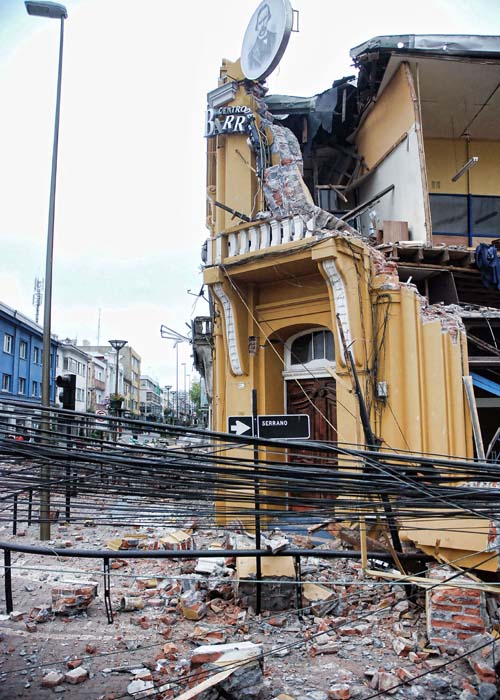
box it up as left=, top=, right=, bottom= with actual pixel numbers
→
left=227, top=414, right=310, bottom=439
left=205, top=106, right=253, bottom=137
left=257, top=414, right=310, bottom=439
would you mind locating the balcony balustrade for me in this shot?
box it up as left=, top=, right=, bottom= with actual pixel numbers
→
left=205, top=214, right=315, bottom=266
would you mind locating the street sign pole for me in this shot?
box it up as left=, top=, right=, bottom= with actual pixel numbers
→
left=252, top=389, right=262, bottom=616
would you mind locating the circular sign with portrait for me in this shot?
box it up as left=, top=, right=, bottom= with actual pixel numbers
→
left=241, top=0, right=293, bottom=81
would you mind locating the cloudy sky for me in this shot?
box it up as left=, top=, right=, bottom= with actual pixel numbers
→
left=1, top=0, right=499, bottom=386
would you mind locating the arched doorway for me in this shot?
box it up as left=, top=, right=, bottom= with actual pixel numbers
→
left=283, top=328, right=337, bottom=510
left=284, top=328, right=337, bottom=443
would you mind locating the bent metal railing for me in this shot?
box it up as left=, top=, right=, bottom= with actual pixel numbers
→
left=0, top=541, right=426, bottom=624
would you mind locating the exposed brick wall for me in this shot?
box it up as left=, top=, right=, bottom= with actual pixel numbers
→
left=426, top=567, right=488, bottom=649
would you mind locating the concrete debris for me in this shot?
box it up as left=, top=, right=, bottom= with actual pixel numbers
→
left=51, top=580, right=98, bottom=615
left=29, top=605, right=52, bottom=623
left=64, top=666, right=89, bottom=684
left=180, top=590, right=208, bottom=621
left=41, top=671, right=65, bottom=688
left=426, top=567, right=488, bottom=648
left=127, top=678, right=155, bottom=697
left=465, top=633, right=500, bottom=684
left=2, top=514, right=498, bottom=699
left=8, top=610, right=24, bottom=622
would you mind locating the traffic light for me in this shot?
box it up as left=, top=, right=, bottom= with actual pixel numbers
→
left=56, top=374, right=76, bottom=410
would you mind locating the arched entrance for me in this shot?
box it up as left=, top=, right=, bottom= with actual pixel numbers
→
left=283, top=328, right=337, bottom=510
left=284, top=327, right=337, bottom=442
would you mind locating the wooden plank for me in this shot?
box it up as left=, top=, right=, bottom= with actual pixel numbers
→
left=463, top=376, right=485, bottom=460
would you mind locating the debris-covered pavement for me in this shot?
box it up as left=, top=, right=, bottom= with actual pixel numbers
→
left=1, top=496, right=499, bottom=699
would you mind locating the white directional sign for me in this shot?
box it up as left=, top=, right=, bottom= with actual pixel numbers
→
left=228, top=416, right=254, bottom=436
left=228, top=414, right=310, bottom=440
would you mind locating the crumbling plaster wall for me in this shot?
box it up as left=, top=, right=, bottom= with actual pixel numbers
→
left=205, top=61, right=473, bottom=474
left=355, top=62, right=430, bottom=242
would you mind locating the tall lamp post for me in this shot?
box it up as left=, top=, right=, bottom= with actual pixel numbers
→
left=108, top=339, right=127, bottom=412
left=160, top=325, right=190, bottom=426
left=181, top=363, right=186, bottom=423
left=25, top=0, right=68, bottom=541
left=164, top=385, right=171, bottom=422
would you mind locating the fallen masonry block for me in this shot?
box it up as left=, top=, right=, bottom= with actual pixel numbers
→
left=426, top=568, right=488, bottom=648
left=9, top=610, right=24, bottom=622
left=195, top=556, right=225, bottom=575
left=302, top=582, right=334, bottom=603
left=184, top=642, right=264, bottom=700
left=52, top=580, right=98, bottom=615
left=29, top=606, right=52, bottom=623
left=190, top=641, right=262, bottom=669
left=328, top=684, right=350, bottom=699
left=180, top=590, right=207, bottom=621
left=64, top=666, right=88, bottom=684
left=465, top=634, right=500, bottom=684
left=392, top=636, right=413, bottom=656
left=236, top=556, right=297, bottom=612
left=127, top=678, right=155, bottom=697
left=190, top=624, right=227, bottom=645
left=41, top=671, right=65, bottom=688
left=160, top=530, right=193, bottom=551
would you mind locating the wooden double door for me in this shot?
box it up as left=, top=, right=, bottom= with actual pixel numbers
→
left=285, top=376, right=337, bottom=510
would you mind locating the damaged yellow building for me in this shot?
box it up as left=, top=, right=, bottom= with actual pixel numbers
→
left=201, top=25, right=500, bottom=566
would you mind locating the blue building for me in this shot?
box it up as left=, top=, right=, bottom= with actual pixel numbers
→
left=0, top=302, right=59, bottom=404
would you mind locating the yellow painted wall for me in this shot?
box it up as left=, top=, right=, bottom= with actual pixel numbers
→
left=425, top=138, right=500, bottom=195
left=371, top=284, right=471, bottom=457
left=205, top=63, right=474, bottom=528
left=356, top=63, right=416, bottom=170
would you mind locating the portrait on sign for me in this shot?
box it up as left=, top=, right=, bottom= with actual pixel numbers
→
left=248, top=4, right=277, bottom=71
left=241, top=0, right=293, bottom=82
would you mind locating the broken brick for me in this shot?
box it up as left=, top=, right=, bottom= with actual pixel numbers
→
left=65, top=666, right=88, bottom=684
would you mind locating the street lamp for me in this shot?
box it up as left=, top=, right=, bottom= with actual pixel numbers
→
left=25, top=0, right=68, bottom=542
left=181, top=363, right=186, bottom=422
left=160, top=325, right=190, bottom=425
left=108, top=339, right=127, bottom=408
left=164, top=385, right=171, bottom=422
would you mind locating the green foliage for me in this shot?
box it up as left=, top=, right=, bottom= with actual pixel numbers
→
left=190, top=381, right=201, bottom=410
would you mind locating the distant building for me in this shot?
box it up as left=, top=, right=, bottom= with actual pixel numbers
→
left=86, top=354, right=107, bottom=411
left=80, top=345, right=141, bottom=415
left=0, top=301, right=59, bottom=404
left=140, top=375, right=162, bottom=420
left=56, top=340, right=89, bottom=412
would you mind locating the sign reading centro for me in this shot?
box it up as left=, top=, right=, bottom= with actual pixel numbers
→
left=205, top=106, right=253, bottom=137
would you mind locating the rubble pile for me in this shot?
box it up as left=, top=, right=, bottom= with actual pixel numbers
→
left=1, top=510, right=500, bottom=699
left=51, top=579, right=98, bottom=615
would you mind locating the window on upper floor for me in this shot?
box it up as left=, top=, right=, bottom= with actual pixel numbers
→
left=32, top=380, right=38, bottom=397
left=290, top=329, right=334, bottom=366
left=2, top=374, right=12, bottom=392
left=18, top=377, right=26, bottom=395
left=19, top=341, right=27, bottom=360
left=3, top=334, right=13, bottom=354
left=33, top=347, right=41, bottom=364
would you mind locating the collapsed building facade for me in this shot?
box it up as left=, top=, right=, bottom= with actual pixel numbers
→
left=200, top=28, right=500, bottom=567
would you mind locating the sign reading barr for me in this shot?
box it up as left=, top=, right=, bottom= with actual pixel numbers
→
left=205, top=106, right=253, bottom=138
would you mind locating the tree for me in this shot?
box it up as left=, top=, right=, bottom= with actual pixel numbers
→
left=190, top=381, right=201, bottom=412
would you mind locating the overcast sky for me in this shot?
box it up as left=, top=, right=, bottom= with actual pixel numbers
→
left=1, top=0, right=499, bottom=387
